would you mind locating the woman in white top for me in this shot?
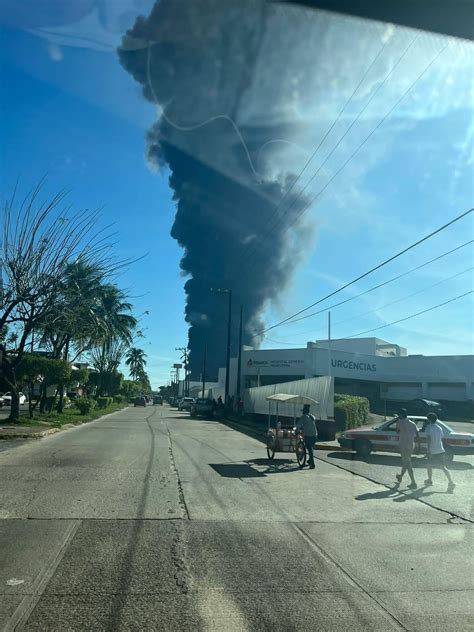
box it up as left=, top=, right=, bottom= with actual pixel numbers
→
left=425, top=413, right=455, bottom=491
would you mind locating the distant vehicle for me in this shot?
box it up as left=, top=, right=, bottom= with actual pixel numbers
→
left=338, top=416, right=474, bottom=462
left=191, top=398, right=216, bottom=418
left=409, top=399, right=444, bottom=417
left=168, top=397, right=177, bottom=407
left=2, top=392, right=27, bottom=406
left=153, top=396, right=163, bottom=405
left=134, top=396, right=147, bottom=407
left=178, top=397, right=195, bottom=412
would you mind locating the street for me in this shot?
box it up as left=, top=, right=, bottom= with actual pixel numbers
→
left=1, top=406, right=472, bottom=631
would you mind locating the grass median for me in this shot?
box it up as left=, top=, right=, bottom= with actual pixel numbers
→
left=7, top=402, right=129, bottom=429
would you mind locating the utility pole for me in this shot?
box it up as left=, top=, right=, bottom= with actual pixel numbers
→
left=210, top=287, right=232, bottom=406
left=175, top=347, right=189, bottom=396
left=327, top=311, right=332, bottom=377
left=236, top=304, right=243, bottom=400
left=201, top=344, right=207, bottom=398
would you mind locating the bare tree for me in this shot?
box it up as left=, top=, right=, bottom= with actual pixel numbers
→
left=0, top=183, right=127, bottom=422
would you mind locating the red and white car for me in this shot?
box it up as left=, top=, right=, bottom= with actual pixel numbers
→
left=338, top=416, right=474, bottom=462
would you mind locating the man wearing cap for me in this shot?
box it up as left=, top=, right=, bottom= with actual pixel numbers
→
left=395, top=408, right=418, bottom=489
left=296, top=404, right=318, bottom=469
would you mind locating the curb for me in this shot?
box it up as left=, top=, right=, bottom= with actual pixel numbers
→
left=221, top=417, right=347, bottom=452
left=0, top=406, right=128, bottom=441
left=0, top=427, right=62, bottom=440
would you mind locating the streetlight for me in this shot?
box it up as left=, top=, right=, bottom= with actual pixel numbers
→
left=210, top=287, right=232, bottom=406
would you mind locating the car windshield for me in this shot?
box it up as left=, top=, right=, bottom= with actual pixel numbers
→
left=1, top=2, right=472, bottom=630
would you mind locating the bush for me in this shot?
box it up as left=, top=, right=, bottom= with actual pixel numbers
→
left=75, top=397, right=96, bottom=415
left=113, top=395, right=125, bottom=404
left=334, top=394, right=370, bottom=431
left=96, top=396, right=114, bottom=409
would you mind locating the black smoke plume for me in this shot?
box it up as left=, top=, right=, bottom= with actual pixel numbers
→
left=119, top=0, right=314, bottom=377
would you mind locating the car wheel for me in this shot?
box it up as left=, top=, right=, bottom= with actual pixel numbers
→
left=354, top=439, right=372, bottom=458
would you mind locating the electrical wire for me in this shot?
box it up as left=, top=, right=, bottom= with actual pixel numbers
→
left=251, top=207, right=473, bottom=338
left=346, top=290, right=473, bottom=338
left=279, top=239, right=474, bottom=328
left=242, top=34, right=393, bottom=264
left=261, top=265, right=473, bottom=345
left=264, top=41, right=449, bottom=250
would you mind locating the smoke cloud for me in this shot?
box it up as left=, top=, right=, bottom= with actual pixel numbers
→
left=118, top=0, right=316, bottom=376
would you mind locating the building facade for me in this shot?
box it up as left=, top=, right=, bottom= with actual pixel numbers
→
left=236, top=338, right=473, bottom=402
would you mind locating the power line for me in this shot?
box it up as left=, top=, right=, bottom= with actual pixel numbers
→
left=282, top=239, right=474, bottom=328
left=262, top=265, right=473, bottom=345
left=268, top=41, right=449, bottom=248
left=251, top=208, right=473, bottom=338
left=242, top=35, right=393, bottom=265
left=244, top=34, right=419, bottom=266
left=346, top=290, right=473, bottom=338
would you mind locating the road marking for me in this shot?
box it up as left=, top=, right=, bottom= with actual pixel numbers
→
left=294, top=524, right=408, bottom=631
left=4, top=520, right=81, bottom=632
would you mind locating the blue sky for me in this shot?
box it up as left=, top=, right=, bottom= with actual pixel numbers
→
left=1, top=2, right=472, bottom=387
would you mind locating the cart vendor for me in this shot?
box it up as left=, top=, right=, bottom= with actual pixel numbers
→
left=296, top=404, right=317, bottom=469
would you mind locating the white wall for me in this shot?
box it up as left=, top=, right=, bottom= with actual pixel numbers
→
left=236, top=346, right=473, bottom=402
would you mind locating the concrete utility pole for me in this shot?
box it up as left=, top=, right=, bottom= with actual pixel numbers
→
left=236, top=304, right=243, bottom=400
left=175, top=347, right=189, bottom=396
left=210, top=287, right=232, bottom=406
left=328, top=311, right=332, bottom=377
left=201, top=344, right=207, bottom=398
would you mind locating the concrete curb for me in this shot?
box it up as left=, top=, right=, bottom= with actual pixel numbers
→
left=0, top=406, right=128, bottom=441
left=221, top=417, right=347, bottom=452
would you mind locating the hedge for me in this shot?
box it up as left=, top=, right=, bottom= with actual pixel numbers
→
left=113, top=395, right=125, bottom=404
left=334, top=394, right=370, bottom=431
left=75, top=397, right=97, bottom=415
left=96, top=396, right=113, bottom=409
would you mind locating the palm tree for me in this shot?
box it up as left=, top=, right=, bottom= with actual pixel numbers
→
left=125, top=347, right=147, bottom=382
left=88, top=285, right=137, bottom=395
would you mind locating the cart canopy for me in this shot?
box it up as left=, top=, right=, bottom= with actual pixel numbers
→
left=266, top=393, right=319, bottom=405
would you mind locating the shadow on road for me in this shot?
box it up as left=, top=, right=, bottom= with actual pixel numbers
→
left=209, top=458, right=303, bottom=478
left=355, top=486, right=403, bottom=501
left=325, top=451, right=472, bottom=470
left=106, top=409, right=157, bottom=631
left=209, top=463, right=266, bottom=478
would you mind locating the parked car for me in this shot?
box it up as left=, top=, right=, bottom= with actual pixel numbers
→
left=2, top=392, right=27, bottom=406
left=134, top=396, right=147, bottom=407
left=178, top=397, right=195, bottom=412
left=338, top=416, right=474, bottom=462
left=409, top=399, right=445, bottom=417
left=153, top=396, right=163, bottom=405
left=0, top=394, right=4, bottom=408
left=191, top=398, right=216, bottom=418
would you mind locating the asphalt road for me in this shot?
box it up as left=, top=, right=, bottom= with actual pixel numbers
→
left=0, top=406, right=472, bottom=631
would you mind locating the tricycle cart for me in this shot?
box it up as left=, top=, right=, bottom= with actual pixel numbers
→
left=265, top=394, right=319, bottom=469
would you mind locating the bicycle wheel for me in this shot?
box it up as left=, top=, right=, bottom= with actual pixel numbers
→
left=296, top=439, right=306, bottom=468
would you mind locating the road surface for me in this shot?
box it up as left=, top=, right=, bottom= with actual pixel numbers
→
left=0, top=406, right=472, bottom=630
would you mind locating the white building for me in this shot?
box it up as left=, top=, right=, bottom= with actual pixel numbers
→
left=225, top=337, right=473, bottom=403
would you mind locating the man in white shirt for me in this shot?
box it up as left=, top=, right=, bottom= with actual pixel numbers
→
left=296, top=405, right=318, bottom=469
left=425, top=413, right=455, bottom=491
left=395, top=408, right=418, bottom=489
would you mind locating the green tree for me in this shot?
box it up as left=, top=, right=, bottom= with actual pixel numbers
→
left=125, top=347, right=147, bottom=381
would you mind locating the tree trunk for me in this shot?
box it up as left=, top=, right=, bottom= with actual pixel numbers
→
left=56, top=383, right=65, bottom=413
left=39, top=381, right=48, bottom=414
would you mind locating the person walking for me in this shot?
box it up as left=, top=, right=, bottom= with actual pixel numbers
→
left=296, top=404, right=318, bottom=469
left=395, top=408, right=418, bottom=489
left=424, top=412, right=455, bottom=491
